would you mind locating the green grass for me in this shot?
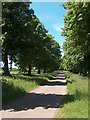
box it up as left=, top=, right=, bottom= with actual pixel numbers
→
left=57, top=72, right=88, bottom=118
left=1, top=70, right=58, bottom=104
left=2, top=75, right=38, bottom=104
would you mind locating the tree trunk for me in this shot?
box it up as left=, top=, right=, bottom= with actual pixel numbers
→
left=2, top=48, right=10, bottom=76
left=38, top=66, right=40, bottom=74
left=28, top=64, right=32, bottom=75
left=10, top=56, right=13, bottom=71
left=43, top=68, right=46, bottom=73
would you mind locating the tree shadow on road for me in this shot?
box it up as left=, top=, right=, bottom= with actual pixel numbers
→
left=52, top=77, right=65, bottom=80
left=8, top=74, right=67, bottom=86
left=2, top=93, right=66, bottom=111
left=2, top=75, right=67, bottom=106
left=44, top=81, right=67, bottom=86
left=2, top=79, right=67, bottom=111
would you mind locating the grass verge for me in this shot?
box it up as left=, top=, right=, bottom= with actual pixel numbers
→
left=1, top=71, right=58, bottom=104
left=57, top=72, right=88, bottom=118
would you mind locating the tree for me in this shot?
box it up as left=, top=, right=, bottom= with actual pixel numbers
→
left=2, top=2, right=61, bottom=76
left=2, top=2, right=33, bottom=75
left=62, top=2, right=90, bottom=75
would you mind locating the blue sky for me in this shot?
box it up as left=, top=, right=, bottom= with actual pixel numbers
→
left=31, top=2, right=66, bottom=49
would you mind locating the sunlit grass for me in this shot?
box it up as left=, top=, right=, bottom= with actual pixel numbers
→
left=57, top=72, right=88, bottom=118
left=1, top=70, right=58, bottom=104
left=2, top=75, right=38, bottom=104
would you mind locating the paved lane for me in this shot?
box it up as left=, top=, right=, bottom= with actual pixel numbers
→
left=1, top=73, right=67, bottom=118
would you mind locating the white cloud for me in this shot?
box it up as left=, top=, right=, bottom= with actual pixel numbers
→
left=59, top=42, right=63, bottom=48
left=53, top=24, right=63, bottom=32
left=61, top=52, right=64, bottom=57
left=59, top=42, right=64, bottom=57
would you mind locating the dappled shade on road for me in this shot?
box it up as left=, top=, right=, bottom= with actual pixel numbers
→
left=2, top=72, right=67, bottom=118
left=3, top=93, right=66, bottom=111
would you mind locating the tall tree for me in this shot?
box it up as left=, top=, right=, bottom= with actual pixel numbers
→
left=62, top=2, right=90, bottom=74
left=2, top=2, right=61, bottom=76
left=2, top=2, right=33, bottom=75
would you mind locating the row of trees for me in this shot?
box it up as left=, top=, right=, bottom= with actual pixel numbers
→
left=62, top=2, right=90, bottom=75
left=1, top=2, right=61, bottom=76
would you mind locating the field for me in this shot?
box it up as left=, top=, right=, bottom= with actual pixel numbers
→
left=57, top=72, right=88, bottom=118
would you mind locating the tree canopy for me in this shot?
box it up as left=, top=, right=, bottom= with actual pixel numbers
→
left=2, top=2, right=61, bottom=75
left=62, top=2, right=90, bottom=75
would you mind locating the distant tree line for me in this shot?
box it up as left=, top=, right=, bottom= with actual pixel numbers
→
left=62, top=2, right=90, bottom=75
left=2, top=2, right=61, bottom=76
